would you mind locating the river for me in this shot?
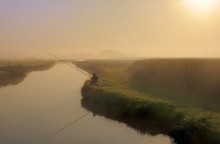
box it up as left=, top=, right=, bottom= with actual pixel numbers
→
left=0, top=64, right=172, bottom=144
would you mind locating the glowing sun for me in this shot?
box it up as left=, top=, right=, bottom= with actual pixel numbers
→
left=185, top=0, right=217, bottom=14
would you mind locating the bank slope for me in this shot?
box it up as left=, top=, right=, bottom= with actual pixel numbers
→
left=74, top=60, right=220, bottom=144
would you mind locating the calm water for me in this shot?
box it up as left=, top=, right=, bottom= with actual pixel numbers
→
left=0, top=64, right=172, bottom=144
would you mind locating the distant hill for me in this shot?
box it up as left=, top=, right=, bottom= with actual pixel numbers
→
left=99, top=50, right=126, bottom=59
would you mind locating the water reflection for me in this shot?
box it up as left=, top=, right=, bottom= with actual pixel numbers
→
left=0, top=64, right=172, bottom=144
left=81, top=96, right=176, bottom=143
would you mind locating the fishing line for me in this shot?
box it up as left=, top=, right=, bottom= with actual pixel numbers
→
left=26, top=40, right=93, bottom=143
left=29, top=41, right=92, bottom=78
left=36, top=112, right=91, bottom=144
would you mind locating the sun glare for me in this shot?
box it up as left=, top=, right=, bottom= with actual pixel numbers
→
left=185, top=0, right=217, bottom=14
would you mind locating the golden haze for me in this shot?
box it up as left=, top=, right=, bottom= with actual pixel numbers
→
left=0, top=0, right=220, bottom=58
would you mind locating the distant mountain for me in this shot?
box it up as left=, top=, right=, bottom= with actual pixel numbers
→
left=99, top=50, right=126, bottom=58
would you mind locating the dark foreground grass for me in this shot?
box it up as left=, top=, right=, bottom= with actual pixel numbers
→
left=74, top=59, right=220, bottom=144
left=0, top=60, right=55, bottom=87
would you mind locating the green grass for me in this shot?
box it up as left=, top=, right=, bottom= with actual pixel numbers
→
left=128, top=59, right=220, bottom=109
left=74, top=59, right=220, bottom=144
left=0, top=60, right=55, bottom=87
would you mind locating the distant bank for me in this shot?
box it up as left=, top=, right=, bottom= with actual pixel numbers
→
left=0, top=60, right=55, bottom=87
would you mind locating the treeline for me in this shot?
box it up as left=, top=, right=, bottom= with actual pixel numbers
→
left=128, top=59, right=220, bottom=105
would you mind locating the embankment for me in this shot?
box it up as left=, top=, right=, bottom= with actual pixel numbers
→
left=0, top=60, right=55, bottom=87
left=81, top=81, right=219, bottom=144
left=128, top=59, right=220, bottom=106
left=74, top=59, right=220, bottom=144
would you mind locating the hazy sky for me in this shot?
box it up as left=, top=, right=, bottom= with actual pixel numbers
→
left=1, top=0, right=220, bottom=58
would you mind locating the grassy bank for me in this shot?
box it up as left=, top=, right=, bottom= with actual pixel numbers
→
left=0, top=60, right=55, bottom=87
left=128, top=59, right=220, bottom=109
left=74, top=59, right=220, bottom=144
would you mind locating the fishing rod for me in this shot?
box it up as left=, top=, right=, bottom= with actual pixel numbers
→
left=30, top=42, right=92, bottom=78
left=28, top=41, right=93, bottom=144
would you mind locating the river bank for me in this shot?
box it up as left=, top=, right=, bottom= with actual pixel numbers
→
left=0, top=63, right=171, bottom=144
left=0, top=60, right=55, bottom=87
left=74, top=59, right=220, bottom=144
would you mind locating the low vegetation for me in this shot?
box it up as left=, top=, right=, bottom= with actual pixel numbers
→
left=128, top=59, right=220, bottom=109
left=74, top=59, right=220, bottom=144
left=0, top=60, right=55, bottom=87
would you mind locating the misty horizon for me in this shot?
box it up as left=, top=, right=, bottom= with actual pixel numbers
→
left=1, top=0, right=220, bottom=59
